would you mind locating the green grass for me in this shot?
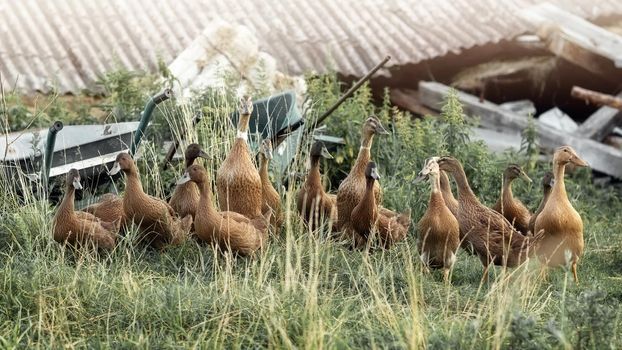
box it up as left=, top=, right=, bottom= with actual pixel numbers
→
left=1, top=73, right=621, bottom=349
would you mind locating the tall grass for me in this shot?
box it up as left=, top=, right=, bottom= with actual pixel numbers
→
left=1, top=72, right=621, bottom=349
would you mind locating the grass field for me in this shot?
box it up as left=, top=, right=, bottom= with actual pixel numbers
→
left=1, top=73, right=621, bottom=349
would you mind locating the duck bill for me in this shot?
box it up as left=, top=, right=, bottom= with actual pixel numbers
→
left=571, top=156, right=589, bottom=167
left=413, top=174, right=427, bottom=184
left=177, top=172, right=191, bottom=185
left=198, top=150, right=211, bottom=160
left=371, top=168, right=381, bottom=180
left=320, top=147, right=333, bottom=159
left=72, top=178, right=83, bottom=190
left=107, top=162, right=121, bottom=176
left=548, top=178, right=555, bottom=187
left=374, top=122, right=390, bottom=135
left=519, top=171, right=532, bottom=183
left=264, top=148, right=274, bottom=160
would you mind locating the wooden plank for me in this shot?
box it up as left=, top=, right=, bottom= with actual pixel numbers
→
left=519, top=3, right=622, bottom=78
left=573, top=89, right=622, bottom=141
left=418, top=81, right=622, bottom=178
left=390, top=89, right=436, bottom=116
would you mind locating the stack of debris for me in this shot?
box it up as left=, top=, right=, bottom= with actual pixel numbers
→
left=408, top=3, right=622, bottom=179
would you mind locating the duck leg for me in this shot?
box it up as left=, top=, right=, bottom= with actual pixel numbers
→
left=443, top=268, right=450, bottom=284
left=572, top=262, right=579, bottom=284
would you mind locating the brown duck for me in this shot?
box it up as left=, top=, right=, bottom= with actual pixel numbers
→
left=414, top=157, right=460, bottom=282
left=108, top=153, right=192, bottom=249
left=296, top=141, right=338, bottom=231
left=82, top=193, right=125, bottom=228
left=437, top=156, right=536, bottom=276
left=53, top=169, right=117, bottom=249
left=534, top=146, right=588, bottom=283
left=440, top=170, right=458, bottom=216
left=528, top=171, right=554, bottom=235
left=216, top=96, right=263, bottom=219
left=178, top=164, right=270, bottom=256
left=336, top=116, right=389, bottom=234
left=258, top=139, right=283, bottom=231
left=350, top=162, right=410, bottom=248
left=492, top=164, right=532, bottom=235
left=169, top=143, right=210, bottom=219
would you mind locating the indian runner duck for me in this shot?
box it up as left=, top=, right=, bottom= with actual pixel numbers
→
left=492, top=164, right=532, bottom=235
left=528, top=171, right=554, bottom=234
left=258, top=139, right=283, bottom=231
left=534, top=146, right=588, bottom=283
left=82, top=193, right=125, bottom=228
left=169, top=143, right=210, bottom=219
left=414, top=157, right=460, bottom=282
left=216, top=95, right=263, bottom=219
left=350, top=162, right=410, bottom=248
left=108, top=153, right=192, bottom=249
left=296, top=141, right=338, bottom=231
left=178, top=164, right=270, bottom=256
left=336, top=116, right=389, bottom=234
left=437, top=156, right=537, bottom=278
left=439, top=170, right=458, bottom=216
left=53, top=169, right=117, bottom=249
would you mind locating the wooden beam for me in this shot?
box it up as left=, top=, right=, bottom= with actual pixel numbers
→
left=519, top=4, right=622, bottom=79
left=571, top=86, right=622, bottom=110
left=390, top=89, right=436, bottom=116
left=573, top=88, right=622, bottom=141
left=418, top=81, right=622, bottom=178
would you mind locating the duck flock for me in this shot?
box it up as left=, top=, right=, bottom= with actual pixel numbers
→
left=52, top=96, right=589, bottom=283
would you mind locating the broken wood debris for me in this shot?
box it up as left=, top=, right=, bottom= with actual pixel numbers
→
left=519, top=3, right=622, bottom=79
left=571, top=87, right=622, bottom=141
left=418, top=81, right=622, bottom=178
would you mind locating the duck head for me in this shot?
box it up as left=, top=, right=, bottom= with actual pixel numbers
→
left=365, top=161, right=380, bottom=181
left=177, top=164, right=208, bottom=185
left=108, top=153, right=135, bottom=175
left=260, top=139, right=274, bottom=160
left=310, top=141, right=333, bottom=159
left=185, top=144, right=210, bottom=164
left=504, top=164, right=532, bottom=183
left=437, top=156, right=462, bottom=173
left=362, top=116, right=390, bottom=137
left=66, top=168, right=83, bottom=190
left=414, top=157, right=440, bottom=183
left=239, top=95, right=253, bottom=116
left=553, top=145, right=589, bottom=167
left=542, top=171, right=555, bottom=189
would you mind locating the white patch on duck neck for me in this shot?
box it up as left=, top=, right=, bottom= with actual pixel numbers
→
left=236, top=130, right=248, bottom=141
left=360, top=146, right=371, bottom=150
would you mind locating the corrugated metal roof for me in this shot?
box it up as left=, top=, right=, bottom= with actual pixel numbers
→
left=1, top=0, right=621, bottom=94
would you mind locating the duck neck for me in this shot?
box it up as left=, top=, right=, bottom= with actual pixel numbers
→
left=429, top=173, right=445, bottom=205
left=124, top=167, right=146, bottom=198
left=307, top=156, right=322, bottom=187
left=501, top=176, right=515, bottom=202
left=450, top=166, right=477, bottom=201
left=353, top=133, right=374, bottom=175
left=259, top=154, right=269, bottom=181
left=197, top=181, right=219, bottom=217
left=237, top=114, right=251, bottom=141
left=358, top=177, right=378, bottom=230
left=439, top=171, right=455, bottom=200
left=552, top=162, right=567, bottom=198
left=185, top=156, right=196, bottom=169
left=57, top=183, right=76, bottom=217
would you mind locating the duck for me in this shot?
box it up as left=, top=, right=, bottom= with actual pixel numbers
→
left=492, top=164, right=533, bottom=235
left=296, top=141, right=338, bottom=231
left=414, top=157, right=460, bottom=282
left=336, top=116, right=389, bottom=235
left=108, top=153, right=192, bottom=249
left=258, top=139, right=283, bottom=231
left=440, top=170, right=458, bottom=216
left=168, top=143, right=210, bottom=219
left=350, top=162, right=410, bottom=248
left=437, top=156, right=536, bottom=277
left=534, top=146, right=588, bottom=283
left=178, top=164, right=270, bottom=255
left=53, top=169, right=117, bottom=249
left=528, top=171, right=554, bottom=234
left=82, top=193, right=125, bottom=228
left=216, top=95, right=263, bottom=219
